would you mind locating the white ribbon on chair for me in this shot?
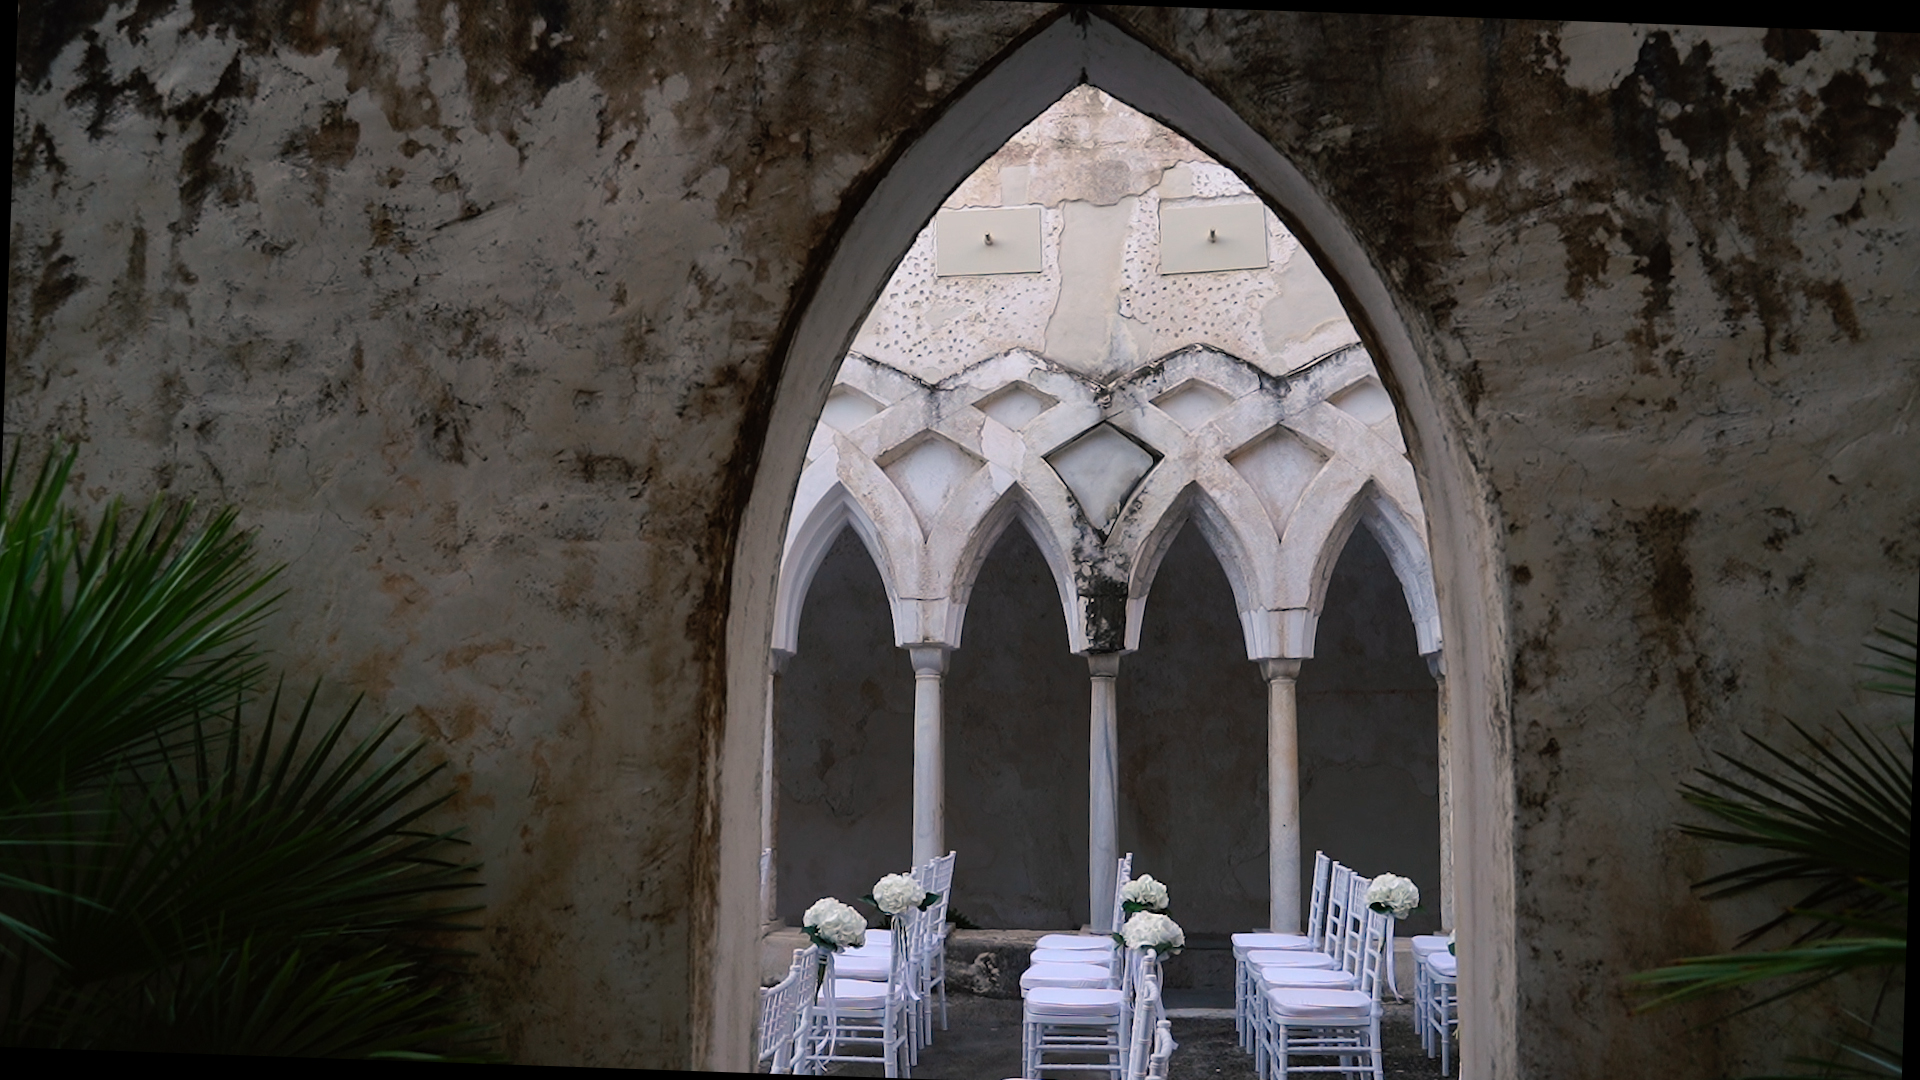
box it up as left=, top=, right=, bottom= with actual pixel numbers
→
left=896, top=913, right=923, bottom=1004
left=1384, top=920, right=1404, bottom=1001
left=819, top=949, right=842, bottom=1063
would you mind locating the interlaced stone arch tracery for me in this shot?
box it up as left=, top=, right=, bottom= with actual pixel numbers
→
left=767, top=85, right=1449, bottom=942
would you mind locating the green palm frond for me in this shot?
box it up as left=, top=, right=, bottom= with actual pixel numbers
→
left=1632, top=609, right=1910, bottom=1078
left=8, top=683, right=486, bottom=1053
left=1677, top=718, right=1910, bottom=947
left=1629, top=937, right=1906, bottom=1012
left=1859, top=611, right=1916, bottom=698
left=2, top=440, right=490, bottom=1057
left=1, top=443, right=283, bottom=809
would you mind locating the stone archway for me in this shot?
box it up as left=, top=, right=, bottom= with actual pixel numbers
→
left=720, top=11, right=1511, bottom=1073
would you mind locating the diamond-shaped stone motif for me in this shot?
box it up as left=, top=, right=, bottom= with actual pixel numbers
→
left=1047, top=424, right=1157, bottom=533
left=1229, top=427, right=1326, bottom=533
left=820, top=385, right=884, bottom=431
left=882, top=434, right=983, bottom=528
left=1329, top=377, right=1395, bottom=426
left=1152, top=379, right=1234, bottom=431
left=974, top=382, right=1057, bottom=430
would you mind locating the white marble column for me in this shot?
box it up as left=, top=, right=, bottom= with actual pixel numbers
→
left=1261, top=658, right=1303, bottom=933
left=1428, top=651, right=1453, bottom=931
left=762, top=650, right=791, bottom=926
left=909, top=645, right=950, bottom=866
left=1087, top=652, right=1122, bottom=931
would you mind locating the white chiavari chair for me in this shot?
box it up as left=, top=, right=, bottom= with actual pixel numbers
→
left=1259, top=897, right=1394, bottom=1080
left=759, top=945, right=820, bottom=1074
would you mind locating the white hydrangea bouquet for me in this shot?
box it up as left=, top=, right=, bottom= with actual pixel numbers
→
left=861, top=871, right=939, bottom=916
left=1119, top=873, right=1171, bottom=915
left=803, top=897, right=869, bottom=953
left=1115, top=910, right=1185, bottom=956
left=1365, top=873, right=1420, bottom=919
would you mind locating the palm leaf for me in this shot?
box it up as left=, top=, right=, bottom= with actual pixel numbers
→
left=1629, top=937, right=1907, bottom=1012
left=1858, top=611, right=1915, bottom=698
left=18, top=684, right=482, bottom=989
left=1, top=443, right=284, bottom=811
left=1677, top=718, right=1909, bottom=947
left=6, top=683, right=487, bottom=1053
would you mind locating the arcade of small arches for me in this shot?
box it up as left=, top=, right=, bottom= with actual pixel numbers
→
left=759, top=87, right=1454, bottom=943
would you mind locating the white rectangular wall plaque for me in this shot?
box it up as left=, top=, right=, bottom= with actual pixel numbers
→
left=935, top=206, right=1044, bottom=276
left=1158, top=201, right=1269, bottom=274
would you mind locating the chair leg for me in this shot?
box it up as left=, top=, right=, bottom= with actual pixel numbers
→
left=937, top=960, right=948, bottom=1031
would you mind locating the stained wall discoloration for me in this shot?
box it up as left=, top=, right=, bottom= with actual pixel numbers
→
left=10, top=6, right=1916, bottom=1075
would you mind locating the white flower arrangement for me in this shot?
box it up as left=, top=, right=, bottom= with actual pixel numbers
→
left=1365, top=873, right=1420, bottom=919
left=866, top=872, right=934, bottom=915
left=1117, top=910, right=1185, bottom=955
left=1119, top=873, right=1170, bottom=914
left=802, top=897, right=868, bottom=952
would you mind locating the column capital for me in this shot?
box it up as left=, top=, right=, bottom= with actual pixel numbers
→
left=1086, top=652, right=1122, bottom=678
left=907, top=643, right=950, bottom=676
left=1259, top=657, right=1302, bottom=682
left=1424, top=649, right=1446, bottom=680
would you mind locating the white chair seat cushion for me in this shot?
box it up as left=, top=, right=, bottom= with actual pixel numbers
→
left=1425, top=952, right=1458, bottom=978
left=1245, top=949, right=1335, bottom=968
left=1233, top=932, right=1311, bottom=947
left=1036, top=934, right=1115, bottom=951
left=1024, top=987, right=1125, bottom=1017
left=1266, top=987, right=1375, bottom=1022
left=1020, top=962, right=1113, bottom=991
left=832, top=953, right=892, bottom=979
left=824, top=979, right=892, bottom=1013
left=1232, top=933, right=1310, bottom=958
left=1410, top=934, right=1451, bottom=956
left=1256, top=967, right=1356, bottom=990
left=1030, top=948, right=1107, bottom=964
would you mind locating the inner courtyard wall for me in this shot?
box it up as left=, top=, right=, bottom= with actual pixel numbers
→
left=10, top=6, right=1916, bottom=1075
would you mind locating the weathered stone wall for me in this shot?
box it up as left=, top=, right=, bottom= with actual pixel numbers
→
left=12, top=6, right=1916, bottom=1075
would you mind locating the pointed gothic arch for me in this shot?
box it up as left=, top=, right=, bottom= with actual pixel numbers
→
left=947, top=482, right=1085, bottom=653
left=774, top=453, right=916, bottom=654
left=1120, top=480, right=1267, bottom=658
left=718, top=11, right=1511, bottom=1072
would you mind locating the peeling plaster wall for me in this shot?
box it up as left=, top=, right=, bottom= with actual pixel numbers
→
left=11, top=6, right=1917, bottom=1075
left=853, top=85, right=1361, bottom=384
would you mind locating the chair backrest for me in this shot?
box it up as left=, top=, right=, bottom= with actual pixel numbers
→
left=759, top=946, right=819, bottom=1072
left=1320, top=863, right=1352, bottom=954
left=1305, top=851, right=1332, bottom=948
left=1124, top=950, right=1163, bottom=1080
left=1110, top=852, right=1135, bottom=932
left=1355, top=903, right=1394, bottom=1001
left=924, top=851, right=956, bottom=945
left=1338, top=874, right=1372, bottom=977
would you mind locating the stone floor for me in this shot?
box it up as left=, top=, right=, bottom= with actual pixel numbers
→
left=771, top=992, right=1448, bottom=1080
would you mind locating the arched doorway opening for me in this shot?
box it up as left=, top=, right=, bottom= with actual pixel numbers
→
left=717, top=11, right=1510, bottom=1074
